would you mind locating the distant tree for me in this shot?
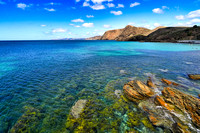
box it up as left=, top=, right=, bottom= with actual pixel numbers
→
left=193, top=25, right=198, bottom=28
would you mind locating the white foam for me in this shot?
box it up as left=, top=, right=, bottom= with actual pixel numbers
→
left=158, top=69, right=168, bottom=73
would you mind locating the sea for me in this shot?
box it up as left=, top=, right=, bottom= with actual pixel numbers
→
left=0, top=40, right=200, bottom=132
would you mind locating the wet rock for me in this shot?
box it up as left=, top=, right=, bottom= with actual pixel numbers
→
left=172, top=123, right=190, bottom=133
left=199, top=94, right=200, bottom=98
left=161, top=78, right=179, bottom=86
left=161, top=87, right=200, bottom=128
left=120, top=70, right=127, bottom=75
left=10, top=106, right=41, bottom=133
left=147, top=77, right=156, bottom=88
left=123, top=80, right=155, bottom=102
left=70, top=99, right=88, bottom=119
left=114, top=90, right=122, bottom=98
left=124, top=78, right=200, bottom=132
left=188, top=74, right=200, bottom=80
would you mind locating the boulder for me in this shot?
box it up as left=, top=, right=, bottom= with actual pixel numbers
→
left=147, top=77, right=156, bottom=88
left=70, top=99, right=88, bottom=119
left=123, top=80, right=154, bottom=102
left=161, top=78, right=179, bottom=86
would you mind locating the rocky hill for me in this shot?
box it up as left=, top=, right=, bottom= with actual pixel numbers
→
left=100, top=29, right=123, bottom=40
left=127, top=26, right=200, bottom=42
left=86, top=36, right=102, bottom=40
left=89, top=25, right=200, bottom=43
left=115, top=25, right=151, bottom=41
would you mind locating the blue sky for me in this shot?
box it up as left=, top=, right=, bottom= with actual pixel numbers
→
left=0, top=0, right=200, bottom=40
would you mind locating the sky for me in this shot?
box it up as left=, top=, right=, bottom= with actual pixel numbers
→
left=0, top=0, right=200, bottom=40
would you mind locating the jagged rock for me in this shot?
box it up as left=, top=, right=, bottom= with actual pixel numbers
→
left=161, top=78, right=179, bottom=86
left=123, top=80, right=155, bottom=102
left=161, top=87, right=200, bottom=128
left=70, top=99, right=88, bottom=118
left=147, top=77, right=156, bottom=88
left=188, top=74, right=200, bottom=80
left=124, top=79, right=200, bottom=132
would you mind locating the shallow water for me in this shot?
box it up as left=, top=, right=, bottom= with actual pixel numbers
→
left=0, top=40, right=200, bottom=132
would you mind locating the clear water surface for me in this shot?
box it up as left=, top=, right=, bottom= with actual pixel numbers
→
left=0, top=40, right=200, bottom=132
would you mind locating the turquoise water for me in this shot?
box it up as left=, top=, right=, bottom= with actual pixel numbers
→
left=0, top=40, right=200, bottom=132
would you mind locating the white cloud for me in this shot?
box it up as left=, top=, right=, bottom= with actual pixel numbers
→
left=107, top=3, right=115, bottom=8
left=154, top=23, right=161, bottom=27
left=187, top=9, right=200, bottom=18
left=71, top=19, right=84, bottom=22
left=47, top=2, right=61, bottom=5
left=130, top=2, right=140, bottom=7
left=187, top=18, right=200, bottom=25
left=175, top=15, right=185, bottom=20
left=162, top=6, right=169, bottom=9
left=152, top=8, right=163, bottom=14
left=83, top=1, right=90, bottom=6
left=82, top=23, right=94, bottom=27
left=52, top=28, right=67, bottom=33
left=90, top=4, right=105, bottom=10
left=110, top=11, right=122, bottom=15
left=86, top=15, right=94, bottom=18
left=17, top=3, right=29, bottom=10
left=0, top=0, right=6, bottom=4
left=91, top=0, right=112, bottom=4
left=76, top=0, right=81, bottom=2
left=103, top=25, right=111, bottom=28
left=44, top=8, right=56, bottom=11
left=41, top=25, right=46, bottom=27
left=117, top=4, right=124, bottom=8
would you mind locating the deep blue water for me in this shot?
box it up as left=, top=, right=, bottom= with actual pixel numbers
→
left=0, top=40, right=200, bottom=132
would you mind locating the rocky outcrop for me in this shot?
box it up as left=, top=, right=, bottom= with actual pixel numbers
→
left=115, top=25, right=151, bottom=41
left=123, top=78, right=200, bottom=132
left=86, top=36, right=102, bottom=40
left=70, top=99, right=88, bottom=118
left=123, top=80, right=155, bottom=102
left=100, top=25, right=151, bottom=41
left=188, top=74, right=200, bottom=80
left=129, top=26, right=200, bottom=42
left=100, top=29, right=123, bottom=40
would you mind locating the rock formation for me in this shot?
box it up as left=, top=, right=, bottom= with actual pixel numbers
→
left=115, top=25, right=151, bottom=41
left=70, top=99, right=88, bottom=118
left=123, top=78, right=200, bottom=132
left=100, top=29, right=123, bottom=40
left=129, top=26, right=200, bottom=42
left=86, top=36, right=102, bottom=40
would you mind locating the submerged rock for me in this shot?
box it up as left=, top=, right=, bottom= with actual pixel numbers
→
left=123, top=80, right=155, bottom=102
left=161, top=78, right=179, bottom=86
left=114, top=90, right=122, bottom=98
left=120, top=70, right=127, bottom=75
left=10, top=106, right=41, bottom=133
left=188, top=74, right=200, bottom=80
left=70, top=99, right=88, bottom=118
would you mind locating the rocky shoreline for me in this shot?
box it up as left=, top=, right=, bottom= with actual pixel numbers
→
left=10, top=73, right=200, bottom=133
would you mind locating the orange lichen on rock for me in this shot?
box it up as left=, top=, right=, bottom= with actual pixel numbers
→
left=123, top=80, right=155, bottom=102
left=149, top=115, right=159, bottom=126
left=161, top=78, right=179, bottom=86
left=162, top=87, right=200, bottom=128
left=154, top=96, right=174, bottom=111
left=147, top=77, right=156, bottom=88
